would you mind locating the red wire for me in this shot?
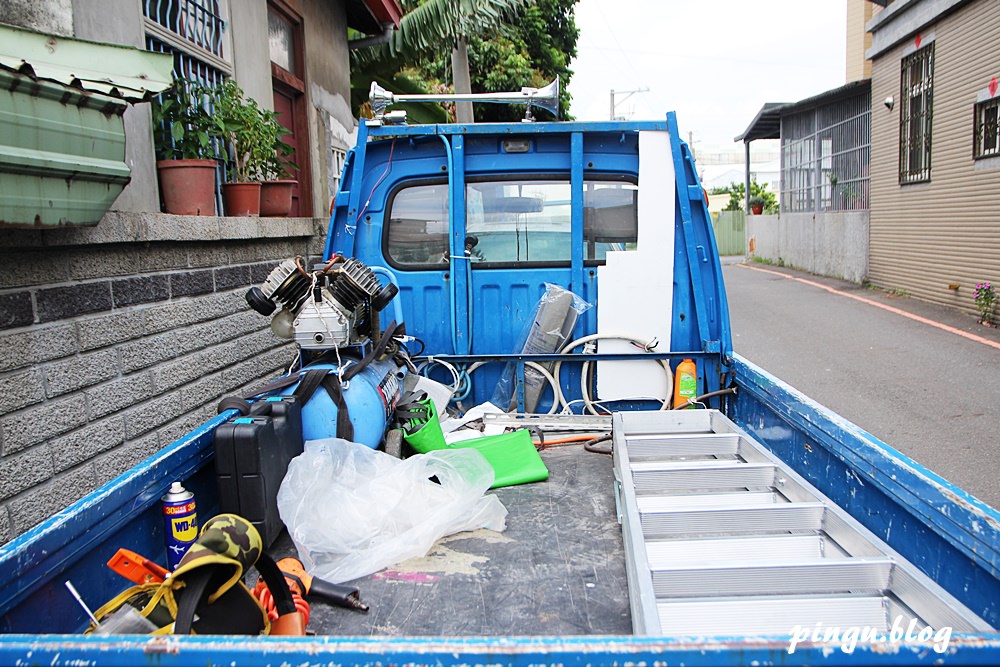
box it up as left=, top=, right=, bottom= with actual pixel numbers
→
left=532, top=434, right=610, bottom=447
left=355, top=139, right=396, bottom=224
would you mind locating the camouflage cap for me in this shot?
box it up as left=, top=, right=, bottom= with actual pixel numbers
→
left=171, top=513, right=262, bottom=604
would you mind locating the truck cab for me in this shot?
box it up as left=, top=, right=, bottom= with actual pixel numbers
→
left=327, top=114, right=730, bottom=413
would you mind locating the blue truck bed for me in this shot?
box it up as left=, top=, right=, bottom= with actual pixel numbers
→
left=0, top=113, right=997, bottom=664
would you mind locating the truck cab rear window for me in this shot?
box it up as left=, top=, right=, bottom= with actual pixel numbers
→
left=385, top=179, right=638, bottom=268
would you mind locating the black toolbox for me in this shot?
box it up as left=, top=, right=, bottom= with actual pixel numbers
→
left=213, top=396, right=304, bottom=547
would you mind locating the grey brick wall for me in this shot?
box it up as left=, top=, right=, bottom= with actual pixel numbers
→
left=0, top=214, right=326, bottom=544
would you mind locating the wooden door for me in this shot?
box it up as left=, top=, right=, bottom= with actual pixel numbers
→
left=268, top=1, right=310, bottom=216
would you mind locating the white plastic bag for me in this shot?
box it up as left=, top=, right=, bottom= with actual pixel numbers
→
left=276, top=438, right=507, bottom=583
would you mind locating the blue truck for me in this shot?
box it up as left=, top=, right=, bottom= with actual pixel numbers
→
left=0, top=88, right=997, bottom=665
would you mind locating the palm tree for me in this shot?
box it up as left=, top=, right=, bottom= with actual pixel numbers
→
left=351, top=0, right=529, bottom=122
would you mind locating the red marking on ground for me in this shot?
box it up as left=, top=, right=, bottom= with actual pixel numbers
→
left=375, top=570, right=439, bottom=583
left=739, top=264, right=1000, bottom=351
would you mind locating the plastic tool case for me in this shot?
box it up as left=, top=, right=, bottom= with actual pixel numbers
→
left=213, top=396, right=304, bottom=546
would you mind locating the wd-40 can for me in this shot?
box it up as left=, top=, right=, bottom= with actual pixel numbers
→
left=161, top=481, right=198, bottom=570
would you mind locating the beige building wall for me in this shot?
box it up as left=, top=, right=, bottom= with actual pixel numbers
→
left=869, top=0, right=1000, bottom=317
left=846, top=0, right=875, bottom=81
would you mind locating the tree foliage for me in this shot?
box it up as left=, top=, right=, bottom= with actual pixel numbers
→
left=721, top=180, right=778, bottom=212
left=350, top=0, right=578, bottom=122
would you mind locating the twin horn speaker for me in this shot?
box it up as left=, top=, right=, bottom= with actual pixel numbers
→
left=369, top=76, right=560, bottom=121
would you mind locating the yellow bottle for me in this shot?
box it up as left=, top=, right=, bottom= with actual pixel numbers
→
left=673, top=358, right=697, bottom=409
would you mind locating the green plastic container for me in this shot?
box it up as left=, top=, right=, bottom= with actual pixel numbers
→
left=401, top=398, right=446, bottom=452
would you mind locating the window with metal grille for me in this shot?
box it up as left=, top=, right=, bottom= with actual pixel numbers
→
left=143, top=1, right=231, bottom=198
left=974, top=97, right=1000, bottom=160
left=779, top=93, right=870, bottom=212
left=144, top=0, right=229, bottom=87
left=899, top=44, right=934, bottom=183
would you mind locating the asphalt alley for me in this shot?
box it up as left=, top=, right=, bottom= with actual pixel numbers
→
left=723, top=258, right=1000, bottom=510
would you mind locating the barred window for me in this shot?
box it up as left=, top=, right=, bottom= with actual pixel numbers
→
left=974, top=97, right=999, bottom=160
left=143, top=1, right=231, bottom=200
left=899, top=44, right=934, bottom=183
left=779, top=93, right=870, bottom=213
left=143, top=0, right=229, bottom=87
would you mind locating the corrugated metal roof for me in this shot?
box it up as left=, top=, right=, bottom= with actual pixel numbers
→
left=0, top=22, right=173, bottom=103
left=734, top=102, right=788, bottom=142
left=735, top=80, right=872, bottom=142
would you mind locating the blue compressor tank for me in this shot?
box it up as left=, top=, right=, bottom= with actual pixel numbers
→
left=280, top=357, right=404, bottom=449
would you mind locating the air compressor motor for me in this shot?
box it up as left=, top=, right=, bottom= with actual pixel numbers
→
left=239, top=255, right=406, bottom=449
left=246, top=255, right=398, bottom=351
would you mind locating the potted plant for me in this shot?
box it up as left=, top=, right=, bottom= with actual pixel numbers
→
left=259, top=113, right=298, bottom=217
left=215, top=79, right=263, bottom=216
left=748, top=195, right=766, bottom=215
left=215, top=79, right=295, bottom=217
left=151, top=78, right=224, bottom=215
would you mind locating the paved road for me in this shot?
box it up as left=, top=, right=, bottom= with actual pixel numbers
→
left=722, top=257, right=1000, bottom=510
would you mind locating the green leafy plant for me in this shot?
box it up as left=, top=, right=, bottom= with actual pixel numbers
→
left=259, top=109, right=298, bottom=181
left=150, top=78, right=225, bottom=161
left=748, top=195, right=767, bottom=208
left=973, top=281, right=996, bottom=325
left=214, top=79, right=295, bottom=182
left=722, top=180, right=777, bottom=212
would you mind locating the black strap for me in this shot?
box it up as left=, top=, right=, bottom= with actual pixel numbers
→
left=291, top=368, right=329, bottom=404
left=172, top=556, right=295, bottom=635
left=217, top=396, right=252, bottom=415
left=238, top=373, right=304, bottom=400
left=172, top=569, right=214, bottom=635
left=321, top=374, right=354, bottom=441
left=254, top=553, right=296, bottom=618
left=234, top=366, right=354, bottom=440
left=342, top=321, right=402, bottom=382
left=394, top=391, right=433, bottom=435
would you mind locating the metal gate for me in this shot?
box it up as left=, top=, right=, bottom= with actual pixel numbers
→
left=711, top=211, right=745, bottom=256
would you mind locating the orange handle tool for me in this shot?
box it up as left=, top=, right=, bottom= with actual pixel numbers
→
left=107, top=548, right=169, bottom=585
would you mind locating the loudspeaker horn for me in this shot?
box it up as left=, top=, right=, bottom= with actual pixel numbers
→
left=369, top=76, right=560, bottom=121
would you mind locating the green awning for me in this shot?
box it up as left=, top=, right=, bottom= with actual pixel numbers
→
left=0, top=23, right=173, bottom=101
left=0, top=23, right=173, bottom=228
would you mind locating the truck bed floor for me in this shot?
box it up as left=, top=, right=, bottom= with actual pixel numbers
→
left=271, top=444, right=631, bottom=637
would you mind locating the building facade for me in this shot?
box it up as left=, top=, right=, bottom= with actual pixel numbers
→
left=867, top=0, right=1000, bottom=317
left=737, top=81, right=873, bottom=284
left=0, top=0, right=399, bottom=543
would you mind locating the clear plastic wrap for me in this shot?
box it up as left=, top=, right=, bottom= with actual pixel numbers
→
left=276, top=438, right=507, bottom=583
left=491, top=283, right=592, bottom=412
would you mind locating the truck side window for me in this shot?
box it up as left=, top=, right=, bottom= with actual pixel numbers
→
left=385, top=179, right=637, bottom=268
left=385, top=184, right=450, bottom=265
left=583, top=183, right=639, bottom=258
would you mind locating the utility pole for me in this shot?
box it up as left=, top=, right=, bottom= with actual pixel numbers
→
left=609, top=87, right=649, bottom=120
left=452, top=39, right=473, bottom=123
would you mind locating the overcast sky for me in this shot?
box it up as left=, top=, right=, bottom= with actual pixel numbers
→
left=567, top=0, right=849, bottom=148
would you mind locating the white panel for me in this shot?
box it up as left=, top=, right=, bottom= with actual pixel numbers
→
left=596, top=131, right=675, bottom=402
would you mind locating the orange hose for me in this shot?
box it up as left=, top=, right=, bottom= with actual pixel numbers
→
left=532, top=434, right=610, bottom=446
left=253, top=578, right=311, bottom=627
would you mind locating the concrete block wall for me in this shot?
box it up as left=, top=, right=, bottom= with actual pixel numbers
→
left=0, top=213, right=326, bottom=544
left=746, top=211, right=870, bottom=284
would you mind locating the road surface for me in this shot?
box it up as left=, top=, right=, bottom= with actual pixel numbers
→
left=722, top=258, right=1000, bottom=510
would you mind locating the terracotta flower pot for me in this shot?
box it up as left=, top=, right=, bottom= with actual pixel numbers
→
left=751, top=205, right=764, bottom=215
left=222, top=182, right=261, bottom=216
left=260, top=180, right=296, bottom=217
left=156, top=159, right=217, bottom=215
